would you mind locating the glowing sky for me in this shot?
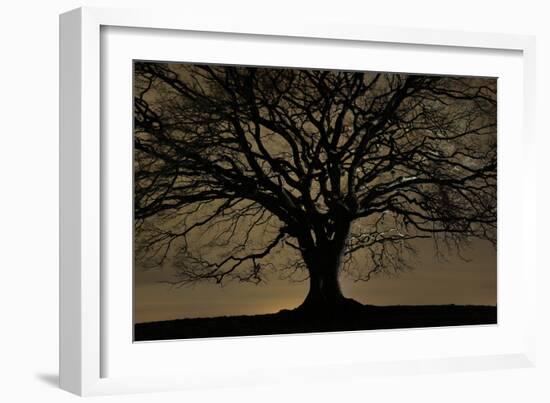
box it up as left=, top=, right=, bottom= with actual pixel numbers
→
left=133, top=64, right=497, bottom=324
left=134, top=238, right=496, bottom=323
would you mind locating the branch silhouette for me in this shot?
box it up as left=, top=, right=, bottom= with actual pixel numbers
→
left=134, top=63, right=496, bottom=312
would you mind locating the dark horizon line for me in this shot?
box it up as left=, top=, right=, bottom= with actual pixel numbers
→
left=134, top=302, right=498, bottom=325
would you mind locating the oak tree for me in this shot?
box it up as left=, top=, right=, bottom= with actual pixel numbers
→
left=134, top=63, right=496, bottom=314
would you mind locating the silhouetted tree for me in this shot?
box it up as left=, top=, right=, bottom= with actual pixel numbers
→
left=134, top=62, right=496, bottom=314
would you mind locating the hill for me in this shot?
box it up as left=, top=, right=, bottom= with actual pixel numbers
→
left=134, top=304, right=497, bottom=341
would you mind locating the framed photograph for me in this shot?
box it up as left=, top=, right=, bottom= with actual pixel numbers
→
left=60, top=6, right=537, bottom=396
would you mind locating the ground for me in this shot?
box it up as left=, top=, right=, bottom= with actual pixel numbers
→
left=134, top=304, right=497, bottom=341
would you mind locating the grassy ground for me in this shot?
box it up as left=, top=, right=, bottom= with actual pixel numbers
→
left=134, top=304, right=497, bottom=341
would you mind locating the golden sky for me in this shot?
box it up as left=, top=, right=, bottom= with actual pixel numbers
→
left=133, top=63, right=497, bottom=324
left=134, top=237, right=496, bottom=323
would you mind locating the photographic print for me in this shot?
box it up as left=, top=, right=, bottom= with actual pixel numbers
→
left=133, top=62, right=497, bottom=341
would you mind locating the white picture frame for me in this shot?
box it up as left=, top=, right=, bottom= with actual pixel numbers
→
left=59, top=6, right=537, bottom=396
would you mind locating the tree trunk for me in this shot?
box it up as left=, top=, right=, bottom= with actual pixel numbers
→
left=300, top=259, right=345, bottom=311
left=296, top=234, right=362, bottom=316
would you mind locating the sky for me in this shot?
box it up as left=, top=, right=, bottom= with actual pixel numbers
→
left=134, top=237, right=496, bottom=323
left=133, top=63, right=497, bottom=324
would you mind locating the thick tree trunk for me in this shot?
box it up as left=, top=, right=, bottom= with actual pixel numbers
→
left=302, top=252, right=343, bottom=303
left=296, top=232, right=362, bottom=316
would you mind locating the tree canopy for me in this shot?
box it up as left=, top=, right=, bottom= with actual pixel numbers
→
left=133, top=62, right=496, bottom=308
